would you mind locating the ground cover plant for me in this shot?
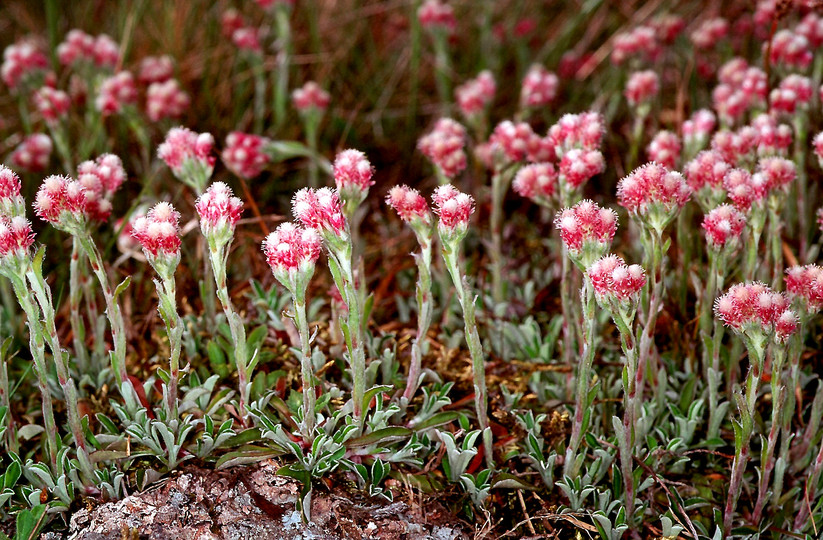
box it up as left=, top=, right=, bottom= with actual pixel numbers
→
left=2, top=0, right=823, bottom=538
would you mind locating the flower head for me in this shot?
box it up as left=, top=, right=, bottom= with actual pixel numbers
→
left=33, top=87, right=71, bottom=123
left=263, top=222, right=322, bottom=294
left=768, top=30, right=812, bottom=70
left=513, top=163, right=558, bottom=207
left=715, top=282, right=796, bottom=344
left=34, top=175, right=91, bottom=232
left=785, top=265, right=823, bottom=314
left=455, top=70, right=495, bottom=118
left=684, top=150, right=730, bottom=208
left=559, top=148, right=605, bottom=192
left=131, top=201, right=182, bottom=278
left=418, top=118, right=467, bottom=179
left=431, top=184, right=474, bottom=245
left=196, top=182, right=243, bottom=247
left=555, top=200, right=618, bottom=269
left=617, top=162, right=690, bottom=231
left=0, top=166, right=25, bottom=217
left=386, top=185, right=433, bottom=236
left=146, top=79, right=190, bottom=122
left=95, top=71, right=137, bottom=116
left=646, top=130, right=680, bottom=170
left=138, top=55, right=174, bottom=85
left=292, top=81, right=330, bottom=112
left=691, top=18, right=729, bottom=50
left=770, top=74, right=814, bottom=115
left=625, top=70, right=659, bottom=108
left=2, top=39, right=49, bottom=91
left=682, top=109, right=716, bottom=152
left=546, top=112, right=604, bottom=156
left=588, top=254, right=646, bottom=307
left=490, top=121, right=534, bottom=163
left=159, top=127, right=216, bottom=191
left=333, top=149, right=374, bottom=215
left=612, top=26, right=660, bottom=65
left=232, top=27, right=263, bottom=54
left=520, top=64, right=558, bottom=109
left=11, top=134, right=52, bottom=173
left=292, top=187, right=348, bottom=247
left=221, top=131, right=271, bottom=180
left=418, top=0, right=456, bottom=33
left=702, top=204, right=746, bottom=251
left=0, top=216, right=35, bottom=267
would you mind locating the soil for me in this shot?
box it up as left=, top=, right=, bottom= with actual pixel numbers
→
left=50, top=460, right=470, bottom=540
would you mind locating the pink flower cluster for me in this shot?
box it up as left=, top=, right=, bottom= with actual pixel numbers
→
left=221, top=9, right=246, bottom=39
left=682, top=109, right=716, bottom=148
left=34, top=175, right=90, bottom=225
left=750, top=114, right=793, bottom=157
left=292, top=187, right=347, bottom=238
left=520, top=64, right=558, bottom=109
left=712, top=61, right=767, bottom=125
left=752, top=157, right=796, bottom=196
left=715, top=282, right=797, bottom=343
left=546, top=112, right=604, bottom=156
left=625, top=70, right=659, bottom=108
left=690, top=18, right=729, bottom=50
left=232, top=28, right=263, bottom=54
left=146, top=79, right=190, bottom=122
left=617, top=162, right=690, bottom=217
left=612, top=26, right=660, bottom=65
left=455, top=70, right=495, bottom=117
left=386, top=185, right=431, bottom=226
left=158, top=127, right=216, bottom=175
left=221, top=132, right=271, bottom=179
left=131, top=202, right=182, bottom=258
left=263, top=222, right=322, bottom=277
left=702, top=204, right=746, bottom=250
left=684, top=150, right=730, bottom=198
left=490, top=121, right=534, bottom=163
left=334, top=149, right=374, bottom=194
left=196, top=182, right=243, bottom=231
left=650, top=14, right=685, bottom=44
left=431, top=184, right=473, bottom=238
left=0, top=166, right=24, bottom=216
left=770, top=74, right=814, bottom=115
left=77, top=153, right=126, bottom=197
left=559, top=148, right=605, bottom=190
left=513, top=163, right=558, bottom=204
left=2, top=39, right=49, bottom=90
left=418, top=0, right=456, bottom=33
left=588, top=255, right=646, bottom=304
left=554, top=200, right=618, bottom=260
left=11, top=134, right=52, bottom=173
left=292, top=81, right=331, bottom=112
left=138, top=55, right=174, bottom=85
left=646, top=130, right=681, bottom=170
left=0, top=216, right=34, bottom=262
left=723, top=168, right=764, bottom=211
left=768, top=30, right=812, bottom=71
left=418, top=118, right=467, bottom=179
left=33, top=87, right=71, bottom=123
left=797, top=12, right=823, bottom=49
left=57, top=30, right=119, bottom=69
left=785, top=265, right=823, bottom=314
left=96, top=71, right=137, bottom=115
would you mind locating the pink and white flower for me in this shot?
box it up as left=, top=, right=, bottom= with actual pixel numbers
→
left=221, top=132, right=271, bottom=179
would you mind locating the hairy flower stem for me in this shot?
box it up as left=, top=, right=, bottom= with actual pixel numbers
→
left=69, top=238, right=90, bottom=373
left=156, top=275, right=183, bottom=423
left=563, top=277, right=596, bottom=478
left=752, top=347, right=787, bottom=523
left=489, top=168, right=514, bottom=305
left=724, top=339, right=766, bottom=534
left=744, top=208, right=766, bottom=281
left=638, top=227, right=665, bottom=406
left=76, top=234, right=132, bottom=393
left=293, top=293, right=316, bottom=440
left=208, top=243, right=250, bottom=421
left=443, top=243, right=493, bottom=468
left=26, top=263, right=96, bottom=485
left=402, top=238, right=433, bottom=403
left=6, top=273, right=58, bottom=471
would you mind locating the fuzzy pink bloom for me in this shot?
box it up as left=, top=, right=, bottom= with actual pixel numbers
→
left=682, top=109, right=716, bottom=146
left=490, top=121, right=534, bottom=163
left=559, top=149, right=605, bottom=190
left=625, top=70, right=659, bottom=107
left=96, top=71, right=137, bottom=115
left=718, top=58, right=749, bottom=87
left=712, top=84, right=748, bottom=126
left=263, top=222, right=322, bottom=276
left=196, top=182, right=243, bottom=231
left=418, top=0, right=456, bottom=33
left=232, top=27, right=263, bottom=53
left=768, top=30, right=812, bottom=70
left=418, top=118, right=467, bottom=179
left=57, top=30, right=94, bottom=66
left=520, top=64, right=558, bottom=109
left=715, top=282, right=796, bottom=342
left=647, top=130, right=680, bottom=170
left=292, top=187, right=348, bottom=238
left=146, top=79, right=190, bottom=122
left=431, top=184, right=474, bottom=237
left=34, top=175, right=90, bottom=225
left=813, top=132, right=823, bottom=167
left=588, top=255, right=646, bottom=303
left=723, top=168, right=761, bottom=211
left=131, top=201, right=182, bottom=258
left=612, top=26, right=660, bottom=65
left=11, top=134, right=52, bottom=173
left=159, top=127, right=216, bottom=175
left=684, top=150, right=730, bottom=194
left=93, top=34, right=120, bottom=68
left=2, top=39, right=49, bottom=90
left=770, top=74, right=814, bottom=115
left=785, top=265, right=823, bottom=314
left=292, top=81, right=330, bottom=112
left=651, top=14, right=685, bottom=44
left=691, top=17, right=729, bottom=50
left=749, top=114, right=792, bottom=157
left=524, top=134, right=554, bottom=163
left=554, top=200, right=618, bottom=257
left=702, top=204, right=746, bottom=250
left=617, top=162, right=690, bottom=216
left=455, top=70, right=496, bottom=117
left=797, top=12, right=823, bottom=49
left=386, top=185, right=432, bottom=225
left=740, top=67, right=768, bottom=104
left=221, top=132, right=271, bottom=179
left=513, top=163, right=558, bottom=204
left=334, top=149, right=374, bottom=192
left=754, top=156, right=796, bottom=193
left=0, top=166, right=23, bottom=214
left=0, top=216, right=35, bottom=261
left=77, top=153, right=126, bottom=197
left=138, top=55, right=174, bottom=85
left=547, top=112, right=604, bottom=155
left=711, top=127, right=760, bottom=166
left=33, top=87, right=71, bottom=123
left=221, top=9, right=246, bottom=39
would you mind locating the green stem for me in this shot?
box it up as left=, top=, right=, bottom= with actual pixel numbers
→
left=490, top=168, right=512, bottom=305
left=158, top=275, right=183, bottom=423
left=273, top=7, right=293, bottom=131
left=403, top=236, right=433, bottom=403
left=69, top=238, right=90, bottom=374
left=293, top=293, right=315, bottom=440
